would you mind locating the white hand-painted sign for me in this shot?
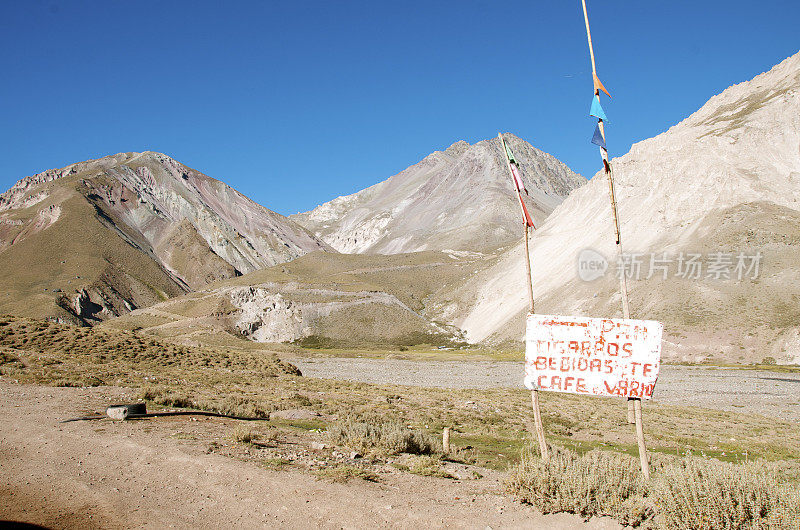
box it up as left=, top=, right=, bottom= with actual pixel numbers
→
left=524, top=314, right=663, bottom=399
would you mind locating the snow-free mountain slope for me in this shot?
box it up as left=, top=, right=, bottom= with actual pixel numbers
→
left=448, top=51, right=800, bottom=363
left=104, top=250, right=495, bottom=348
left=0, top=152, right=329, bottom=323
left=293, top=135, right=585, bottom=254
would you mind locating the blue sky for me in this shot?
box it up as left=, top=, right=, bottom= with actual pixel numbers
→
left=1, top=1, right=798, bottom=215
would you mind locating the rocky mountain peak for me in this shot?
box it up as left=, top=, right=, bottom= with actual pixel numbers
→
left=443, top=140, right=471, bottom=157
left=0, top=151, right=330, bottom=324
left=292, top=134, right=584, bottom=254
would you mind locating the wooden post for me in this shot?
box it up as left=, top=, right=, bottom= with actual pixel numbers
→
left=499, top=133, right=549, bottom=460
left=581, top=0, right=648, bottom=477
left=530, top=384, right=548, bottom=459
left=523, top=224, right=535, bottom=312
left=525, top=223, right=548, bottom=460
left=442, top=427, right=451, bottom=454
left=634, top=399, right=650, bottom=480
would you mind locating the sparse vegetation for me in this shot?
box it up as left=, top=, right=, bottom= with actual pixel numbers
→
left=261, top=457, right=292, bottom=470
left=506, top=446, right=800, bottom=529
left=0, top=349, right=22, bottom=366
left=327, top=415, right=437, bottom=456
left=407, top=455, right=455, bottom=479
left=229, top=425, right=259, bottom=444
left=314, top=464, right=379, bottom=483
left=3, top=314, right=800, bottom=526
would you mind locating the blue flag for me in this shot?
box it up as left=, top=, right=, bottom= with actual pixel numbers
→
left=591, top=123, right=606, bottom=149
left=590, top=95, right=608, bottom=121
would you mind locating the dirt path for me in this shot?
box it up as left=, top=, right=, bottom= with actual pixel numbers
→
left=285, top=358, right=800, bottom=421
left=0, top=381, right=620, bottom=529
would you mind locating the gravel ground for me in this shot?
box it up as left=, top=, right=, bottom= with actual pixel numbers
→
left=286, top=357, right=800, bottom=422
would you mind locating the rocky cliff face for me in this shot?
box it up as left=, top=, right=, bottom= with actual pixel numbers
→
left=292, top=135, right=585, bottom=254
left=448, top=51, right=800, bottom=364
left=0, top=152, right=329, bottom=323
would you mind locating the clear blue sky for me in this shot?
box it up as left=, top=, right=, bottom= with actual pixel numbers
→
left=1, top=1, right=798, bottom=215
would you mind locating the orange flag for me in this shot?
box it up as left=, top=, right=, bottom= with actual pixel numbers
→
left=593, top=72, right=611, bottom=98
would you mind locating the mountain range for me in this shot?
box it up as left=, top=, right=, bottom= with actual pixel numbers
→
left=452, top=50, right=800, bottom=363
left=0, top=152, right=327, bottom=324
left=291, top=134, right=584, bottom=253
left=2, top=50, right=799, bottom=364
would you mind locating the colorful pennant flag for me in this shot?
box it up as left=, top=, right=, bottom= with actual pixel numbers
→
left=591, top=123, right=606, bottom=149
left=518, top=196, right=536, bottom=228
left=499, top=134, right=535, bottom=228
left=593, top=72, right=611, bottom=98
left=510, top=164, right=528, bottom=195
left=504, top=142, right=518, bottom=166
left=590, top=95, right=608, bottom=121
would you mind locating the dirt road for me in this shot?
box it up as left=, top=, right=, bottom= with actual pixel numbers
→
left=286, top=358, right=800, bottom=421
left=0, top=381, right=620, bottom=529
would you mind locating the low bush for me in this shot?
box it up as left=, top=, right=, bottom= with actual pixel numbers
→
left=327, top=415, right=437, bottom=456
left=408, top=455, right=455, bottom=479
left=229, top=425, right=258, bottom=444
left=506, top=447, right=800, bottom=529
left=654, top=458, right=800, bottom=529
left=506, top=447, right=651, bottom=526
left=314, top=464, right=379, bottom=483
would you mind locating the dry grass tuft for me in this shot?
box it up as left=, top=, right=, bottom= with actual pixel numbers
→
left=328, top=415, right=437, bottom=456
left=229, top=425, right=259, bottom=444
left=408, top=455, right=455, bottom=479
left=0, top=315, right=300, bottom=380
left=506, top=446, right=800, bottom=529
left=314, top=464, right=379, bottom=483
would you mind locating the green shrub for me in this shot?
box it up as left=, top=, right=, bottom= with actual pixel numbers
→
left=408, top=455, right=455, bottom=479
left=654, top=458, right=800, bottom=529
left=506, top=447, right=800, bottom=529
left=327, top=415, right=437, bottom=456
left=314, top=465, right=379, bottom=483
left=506, top=447, right=651, bottom=526
left=229, top=425, right=258, bottom=444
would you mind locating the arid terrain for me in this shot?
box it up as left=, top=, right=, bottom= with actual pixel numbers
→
left=0, top=381, right=622, bottom=529
left=286, top=356, right=800, bottom=421
left=1, top=315, right=799, bottom=528
left=1, top=46, right=799, bottom=529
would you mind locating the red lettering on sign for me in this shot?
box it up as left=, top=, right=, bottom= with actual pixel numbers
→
left=604, top=359, right=613, bottom=374
left=631, top=361, right=641, bottom=375
left=560, top=357, right=570, bottom=372
left=589, top=358, right=602, bottom=372
left=622, top=343, right=633, bottom=358
left=535, top=356, right=547, bottom=370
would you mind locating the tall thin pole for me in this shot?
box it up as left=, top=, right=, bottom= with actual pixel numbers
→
left=498, top=133, right=548, bottom=460
left=580, top=0, right=648, bottom=477
left=523, top=224, right=535, bottom=312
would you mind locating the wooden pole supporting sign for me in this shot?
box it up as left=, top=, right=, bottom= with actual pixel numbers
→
left=498, top=132, right=549, bottom=460
left=581, top=0, right=650, bottom=478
